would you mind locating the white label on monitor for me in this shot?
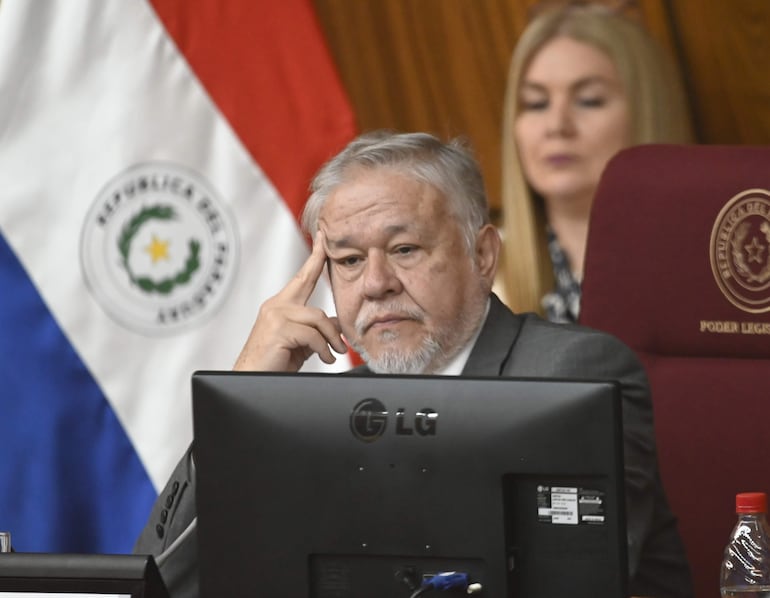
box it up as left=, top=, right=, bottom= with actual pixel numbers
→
left=537, top=485, right=606, bottom=525
left=550, top=488, right=578, bottom=524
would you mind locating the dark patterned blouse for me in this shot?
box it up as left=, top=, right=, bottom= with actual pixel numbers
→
left=541, top=227, right=581, bottom=324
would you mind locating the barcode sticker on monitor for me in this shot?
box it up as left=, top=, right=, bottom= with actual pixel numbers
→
left=537, top=486, right=606, bottom=525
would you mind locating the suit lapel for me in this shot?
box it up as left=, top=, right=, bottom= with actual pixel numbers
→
left=462, top=294, right=524, bottom=376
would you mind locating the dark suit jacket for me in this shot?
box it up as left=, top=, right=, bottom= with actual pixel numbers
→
left=134, top=294, right=692, bottom=597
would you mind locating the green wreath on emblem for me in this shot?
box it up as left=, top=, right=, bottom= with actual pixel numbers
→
left=118, top=204, right=201, bottom=295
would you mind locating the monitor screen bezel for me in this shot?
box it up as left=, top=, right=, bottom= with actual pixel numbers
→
left=0, top=553, right=167, bottom=598
left=192, top=371, right=629, bottom=598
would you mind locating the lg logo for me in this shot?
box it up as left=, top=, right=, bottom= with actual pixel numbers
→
left=349, top=398, right=438, bottom=443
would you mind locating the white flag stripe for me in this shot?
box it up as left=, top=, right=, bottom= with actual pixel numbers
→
left=0, top=0, right=348, bottom=491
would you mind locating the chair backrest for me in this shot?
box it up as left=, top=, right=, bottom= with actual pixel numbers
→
left=580, top=144, right=770, bottom=598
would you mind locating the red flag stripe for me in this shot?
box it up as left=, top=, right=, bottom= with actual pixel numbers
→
left=148, top=0, right=357, bottom=222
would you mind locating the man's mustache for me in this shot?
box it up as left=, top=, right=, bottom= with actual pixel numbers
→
left=355, top=302, right=425, bottom=335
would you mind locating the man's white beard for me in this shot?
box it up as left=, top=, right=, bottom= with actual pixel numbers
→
left=352, top=330, right=444, bottom=375
left=348, top=277, right=489, bottom=374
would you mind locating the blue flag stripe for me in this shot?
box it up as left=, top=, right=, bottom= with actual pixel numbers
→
left=0, top=233, right=156, bottom=553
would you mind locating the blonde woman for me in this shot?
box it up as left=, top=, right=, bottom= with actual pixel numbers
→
left=497, top=3, right=692, bottom=322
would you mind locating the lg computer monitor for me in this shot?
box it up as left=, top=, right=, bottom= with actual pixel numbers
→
left=0, top=553, right=167, bottom=597
left=192, top=372, right=628, bottom=598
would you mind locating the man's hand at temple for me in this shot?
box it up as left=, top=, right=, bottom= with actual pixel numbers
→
left=233, top=231, right=347, bottom=372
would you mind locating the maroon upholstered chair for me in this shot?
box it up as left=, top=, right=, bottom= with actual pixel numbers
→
left=580, top=144, right=770, bottom=598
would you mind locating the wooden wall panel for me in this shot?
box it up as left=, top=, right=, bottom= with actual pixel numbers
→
left=314, top=0, right=770, bottom=215
left=667, top=0, right=770, bottom=143
left=314, top=0, right=526, bottom=216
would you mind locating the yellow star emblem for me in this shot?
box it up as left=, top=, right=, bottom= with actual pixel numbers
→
left=145, top=234, right=171, bottom=263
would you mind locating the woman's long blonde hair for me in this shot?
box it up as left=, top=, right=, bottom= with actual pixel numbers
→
left=498, top=4, right=693, bottom=315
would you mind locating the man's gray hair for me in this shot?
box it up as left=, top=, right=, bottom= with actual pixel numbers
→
left=301, top=131, right=491, bottom=253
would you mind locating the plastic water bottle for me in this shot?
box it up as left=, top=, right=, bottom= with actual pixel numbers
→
left=721, top=492, right=770, bottom=597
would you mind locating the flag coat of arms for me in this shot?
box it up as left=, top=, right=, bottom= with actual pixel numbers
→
left=0, top=0, right=356, bottom=553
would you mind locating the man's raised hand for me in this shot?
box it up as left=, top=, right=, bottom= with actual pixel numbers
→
left=233, top=231, right=347, bottom=372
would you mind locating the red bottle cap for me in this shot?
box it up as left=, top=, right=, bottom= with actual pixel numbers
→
left=736, top=492, right=768, bottom=513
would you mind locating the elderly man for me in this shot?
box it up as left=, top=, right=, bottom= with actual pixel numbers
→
left=135, top=131, right=692, bottom=598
